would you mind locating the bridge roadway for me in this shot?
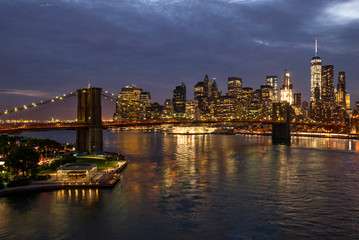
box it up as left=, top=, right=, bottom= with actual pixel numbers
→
left=0, top=119, right=346, bottom=134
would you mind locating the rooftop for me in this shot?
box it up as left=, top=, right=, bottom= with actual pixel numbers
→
left=57, top=163, right=97, bottom=170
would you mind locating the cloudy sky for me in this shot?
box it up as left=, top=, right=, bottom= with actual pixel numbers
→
left=1, top=0, right=359, bottom=119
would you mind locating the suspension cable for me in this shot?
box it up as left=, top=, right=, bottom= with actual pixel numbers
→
left=0, top=92, right=77, bottom=116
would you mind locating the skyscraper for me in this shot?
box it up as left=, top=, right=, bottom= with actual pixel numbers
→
left=310, top=38, right=322, bottom=102
left=260, top=85, right=273, bottom=102
left=241, top=87, right=253, bottom=105
left=337, top=71, right=346, bottom=107
left=194, top=81, right=204, bottom=100
left=114, top=84, right=143, bottom=120
left=228, top=77, right=242, bottom=98
left=162, top=99, right=174, bottom=119
left=294, top=93, right=302, bottom=108
left=203, top=74, right=212, bottom=98
left=321, top=65, right=334, bottom=103
left=173, top=83, right=186, bottom=119
left=211, top=79, right=220, bottom=99
left=280, top=71, right=293, bottom=104
left=266, top=76, right=278, bottom=102
left=139, top=92, right=152, bottom=119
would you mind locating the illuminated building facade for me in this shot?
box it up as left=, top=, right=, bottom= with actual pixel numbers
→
left=294, top=93, right=302, bottom=108
left=353, top=102, right=359, bottom=118
left=211, top=79, right=220, bottom=99
left=139, top=92, right=152, bottom=120
left=195, top=74, right=213, bottom=119
left=228, top=77, right=242, bottom=98
left=260, top=85, right=273, bottom=103
left=185, top=100, right=199, bottom=120
left=252, top=89, right=261, bottom=102
left=266, top=76, right=278, bottom=102
left=346, top=94, right=351, bottom=109
left=321, top=65, right=335, bottom=103
left=146, top=102, right=164, bottom=120
left=241, top=87, right=253, bottom=105
left=215, top=96, right=237, bottom=119
left=173, top=83, right=186, bottom=119
left=280, top=71, right=293, bottom=104
left=337, top=71, right=346, bottom=107
left=194, top=81, right=204, bottom=100
left=310, top=38, right=322, bottom=102
left=203, top=74, right=212, bottom=98
left=114, top=85, right=143, bottom=121
left=162, top=99, right=173, bottom=119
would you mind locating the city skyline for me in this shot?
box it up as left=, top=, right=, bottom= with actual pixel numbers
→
left=1, top=0, right=359, bottom=111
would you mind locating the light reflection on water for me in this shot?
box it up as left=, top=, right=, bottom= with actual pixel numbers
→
left=1, top=131, right=359, bottom=239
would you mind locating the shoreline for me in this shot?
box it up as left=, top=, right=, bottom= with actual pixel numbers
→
left=111, top=128, right=359, bottom=140
left=0, top=161, right=127, bottom=197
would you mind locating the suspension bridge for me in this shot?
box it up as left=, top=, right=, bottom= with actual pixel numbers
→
left=0, top=87, right=357, bottom=152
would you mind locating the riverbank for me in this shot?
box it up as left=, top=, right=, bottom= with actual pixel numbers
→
left=0, top=161, right=127, bottom=197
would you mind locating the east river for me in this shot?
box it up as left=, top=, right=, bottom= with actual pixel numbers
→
left=1, top=131, right=359, bottom=239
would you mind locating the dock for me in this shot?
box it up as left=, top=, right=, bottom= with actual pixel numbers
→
left=0, top=161, right=127, bottom=197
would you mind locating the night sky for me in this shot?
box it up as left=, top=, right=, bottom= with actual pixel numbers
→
left=1, top=0, right=359, bottom=119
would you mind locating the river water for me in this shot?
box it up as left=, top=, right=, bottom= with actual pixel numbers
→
left=1, top=131, right=359, bottom=239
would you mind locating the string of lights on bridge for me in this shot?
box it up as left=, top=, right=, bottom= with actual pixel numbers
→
left=0, top=92, right=77, bottom=116
left=101, top=90, right=118, bottom=103
left=0, top=89, right=119, bottom=117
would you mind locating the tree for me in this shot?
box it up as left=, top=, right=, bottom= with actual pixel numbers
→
left=5, top=146, right=40, bottom=176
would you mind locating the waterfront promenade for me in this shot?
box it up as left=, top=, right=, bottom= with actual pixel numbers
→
left=0, top=161, right=127, bottom=197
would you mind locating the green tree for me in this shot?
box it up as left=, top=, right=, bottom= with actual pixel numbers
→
left=5, top=146, right=40, bottom=176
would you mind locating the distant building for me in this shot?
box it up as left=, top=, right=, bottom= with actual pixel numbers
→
left=266, top=76, right=278, bottom=102
left=337, top=71, right=346, bottom=107
left=211, top=79, right=220, bottom=99
left=241, top=87, right=253, bottom=105
left=310, top=38, right=322, bottom=102
left=353, top=102, right=359, bottom=118
left=228, top=77, right=242, bottom=98
left=194, top=81, right=204, bottom=101
left=114, top=85, right=143, bottom=121
left=321, top=65, right=335, bottom=103
left=302, top=101, right=310, bottom=117
left=139, top=92, right=152, bottom=120
left=146, top=102, right=163, bottom=120
left=162, top=99, right=173, bottom=119
left=260, top=85, right=273, bottom=103
left=302, top=101, right=309, bottom=111
left=173, top=83, right=186, bottom=119
left=346, top=94, right=351, bottom=109
left=294, top=93, right=302, bottom=108
left=252, top=89, right=261, bottom=102
left=203, top=74, right=212, bottom=98
left=185, top=100, right=199, bottom=120
left=280, top=71, right=293, bottom=104
left=195, top=74, right=213, bottom=119
left=215, top=96, right=237, bottom=119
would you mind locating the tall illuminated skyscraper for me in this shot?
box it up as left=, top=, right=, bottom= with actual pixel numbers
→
left=114, top=84, right=143, bottom=120
left=228, top=77, right=242, bottom=98
left=321, top=65, right=334, bottom=103
left=280, top=71, right=293, bottom=104
left=337, top=71, right=346, bottom=107
left=203, top=74, right=212, bottom=98
left=266, top=76, right=278, bottom=102
left=173, top=83, right=186, bottom=119
left=310, top=38, right=322, bottom=102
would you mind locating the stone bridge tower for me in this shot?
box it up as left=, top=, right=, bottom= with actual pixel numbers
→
left=272, top=102, right=291, bottom=145
left=76, top=88, right=103, bottom=153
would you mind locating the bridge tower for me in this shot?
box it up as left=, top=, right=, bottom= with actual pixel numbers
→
left=272, top=102, right=291, bottom=145
left=76, top=88, right=103, bottom=153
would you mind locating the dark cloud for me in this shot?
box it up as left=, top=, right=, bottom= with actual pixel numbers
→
left=1, top=0, right=359, bottom=119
